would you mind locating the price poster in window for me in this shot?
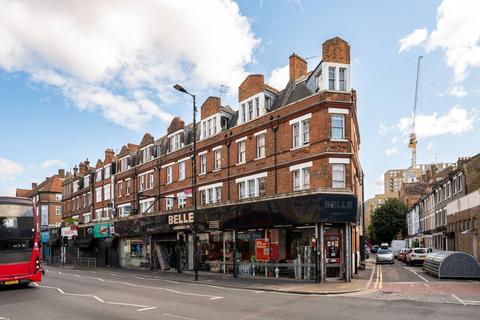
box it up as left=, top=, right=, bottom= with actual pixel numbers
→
left=255, top=239, right=270, bottom=262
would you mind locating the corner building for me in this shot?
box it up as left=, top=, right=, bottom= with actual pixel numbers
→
left=107, top=37, right=363, bottom=282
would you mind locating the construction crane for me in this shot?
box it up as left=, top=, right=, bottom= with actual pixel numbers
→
left=407, top=56, right=423, bottom=182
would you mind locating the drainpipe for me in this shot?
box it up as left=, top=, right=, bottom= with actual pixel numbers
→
left=225, top=134, right=232, bottom=201
left=270, top=116, right=280, bottom=194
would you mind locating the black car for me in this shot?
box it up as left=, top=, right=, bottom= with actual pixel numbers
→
left=371, top=245, right=379, bottom=254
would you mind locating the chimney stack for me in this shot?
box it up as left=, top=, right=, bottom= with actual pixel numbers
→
left=105, top=149, right=115, bottom=162
left=73, top=165, right=78, bottom=176
left=58, top=169, right=65, bottom=178
left=289, top=53, right=307, bottom=81
left=31, top=183, right=37, bottom=189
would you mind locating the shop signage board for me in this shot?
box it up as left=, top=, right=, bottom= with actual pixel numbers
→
left=41, top=231, right=50, bottom=243
left=255, top=239, right=270, bottom=262
left=61, top=227, right=78, bottom=238
left=94, top=223, right=110, bottom=238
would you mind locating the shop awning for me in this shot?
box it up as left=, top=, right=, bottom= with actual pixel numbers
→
left=74, top=238, right=95, bottom=248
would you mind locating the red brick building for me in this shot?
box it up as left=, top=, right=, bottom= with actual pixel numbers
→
left=16, top=170, right=65, bottom=259
left=62, top=37, right=363, bottom=281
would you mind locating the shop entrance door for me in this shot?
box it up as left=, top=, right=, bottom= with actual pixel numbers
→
left=324, top=233, right=342, bottom=279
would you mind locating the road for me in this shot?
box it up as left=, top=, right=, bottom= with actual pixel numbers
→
left=0, top=261, right=479, bottom=320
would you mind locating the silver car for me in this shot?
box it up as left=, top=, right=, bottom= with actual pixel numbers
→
left=376, top=248, right=394, bottom=264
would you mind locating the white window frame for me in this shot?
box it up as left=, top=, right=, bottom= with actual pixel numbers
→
left=289, top=114, right=311, bottom=149
left=255, top=130, right=266, bottom=159
left=213, top=147, right=222, bottom=171
left=178, top=160, right=186, bottom=180
left=118, top=181, right=123, bottom=197
left=103, top=184, right=111, bottom=200
left=290, top=162, right=312, bottom=191
left=331, top=114, right=345, bottom=140
left=198, top=182, right=223, bottom=204
left=95, top=187, right=102, bottom=202
left=199, top=152, right=207, bottom=175
left=165, top=195, right=174, bottom=211
left=235, top=172, right=268, bottom=200
left=166, top=165, right=173, bottom=184
left=177, top=192, right=187, bottom=208
left=236, top=137, right=247, bottom=164
left=56, top=205, right=62, bottom=216
left=332, top=164, right=346, bottom=188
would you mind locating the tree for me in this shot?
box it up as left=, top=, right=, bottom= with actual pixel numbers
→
left=370, top=198, right=408, bottom=244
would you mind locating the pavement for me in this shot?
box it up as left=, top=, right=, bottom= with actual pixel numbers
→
left=1, top=261, right=480, bottom=320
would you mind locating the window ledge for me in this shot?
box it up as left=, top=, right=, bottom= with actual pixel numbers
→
left=290, top=144, right=310, bottom=151
left=236, top=162, right=246, bottom=166
left=212, top=169, right=221, bottom=172
left=254, top=156, right=266, bottom=161
left=331, top=139, right=348, bottom=142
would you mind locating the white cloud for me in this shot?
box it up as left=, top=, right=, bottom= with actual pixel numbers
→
left=376, top=174, right=384, bottom=188
left=426, top=141, right=434, bottom=150
left=447, top=85, right=467, bottom=97
left=399, top=28, right=428, bottom=53
left=386, top=147, right=398, bottom=157
left=267, top=64, right=289, bottom=90
left=0, top=0, right=260, bottom=130
left=391, top=136, right=398, bottom=143
left=398, top=105, right=476, bottom=139
left=400, top=0, right=480, bottom=81
left=30, top=159, right=66, bottom=170
left=0, top=157, right=24, bottom=181
left=378, top=124, right=389, bottom=136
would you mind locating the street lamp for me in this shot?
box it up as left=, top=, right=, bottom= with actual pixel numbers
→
left=173, top=84, right=198, bottom=281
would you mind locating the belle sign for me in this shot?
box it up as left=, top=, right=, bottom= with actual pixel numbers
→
left=168, top=212, right=194, bottom=225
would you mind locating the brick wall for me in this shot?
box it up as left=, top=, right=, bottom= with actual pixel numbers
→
left=322, top=37, right=350, bottom=64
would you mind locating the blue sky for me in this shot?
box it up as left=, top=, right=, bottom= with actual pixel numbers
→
left=0, top=0, right=478, bottom=198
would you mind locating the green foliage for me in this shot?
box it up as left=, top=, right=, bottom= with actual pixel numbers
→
left=369, top=198, right=408, bottom=244
left=64, top=216, right=79, bottom=226
left=411, top=239, right=419, bottom=248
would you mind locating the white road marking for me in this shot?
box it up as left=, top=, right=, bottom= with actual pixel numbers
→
left=53, top=270, right=224, bottom=300
left=402, top=266, right=430, bottom=283
left=33, top=283, right=156, bottom=312
left=0, top=316, right=11, bottom=320
left=463, top=299, right=480, bottom=305
left=162, top=313, right=197, bottom=320
left=379, top=265, right=383, bottom=290
left=452, top=294, right=467, bottom=306
left=468, top=280, right=480, bottom=284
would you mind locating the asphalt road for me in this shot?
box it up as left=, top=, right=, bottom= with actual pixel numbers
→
left=1, top=263, right=479, bottom=320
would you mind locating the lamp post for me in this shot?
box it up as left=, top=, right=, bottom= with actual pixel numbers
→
left=173, top=84, right=198, bottom=281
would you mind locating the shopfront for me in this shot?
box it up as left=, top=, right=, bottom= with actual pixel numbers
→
left=114, top=193, right=358, bottom=281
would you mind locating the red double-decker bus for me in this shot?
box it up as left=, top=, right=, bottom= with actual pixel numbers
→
left=0, top=196, right=42, bottom=286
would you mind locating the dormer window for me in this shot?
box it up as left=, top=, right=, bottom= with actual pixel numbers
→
left=200, top=115, right=220, bottom=140
left=239, top=92, right=266, bottom=124
left=328, top=67, right=335, bottom=90
left=142, top=146, right=152, bottom=162
left=168, top=131, right=184, bottom=152
left=119, top=157, right=128, bottom=172
left=339, top=68, right=346, bottom=91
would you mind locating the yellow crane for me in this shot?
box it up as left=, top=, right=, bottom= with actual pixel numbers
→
left=408, top=56, right=423, bottom=182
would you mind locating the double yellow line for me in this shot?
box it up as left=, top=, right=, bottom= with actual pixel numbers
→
left=373, top=265, right=383, bottom=290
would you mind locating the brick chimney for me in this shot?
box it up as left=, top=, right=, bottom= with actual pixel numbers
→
left=79, top=162, right=89, bottom=174
left=289, top=53, right=307, bottom=81
left=73, top=165, right=78, bottom=176
left=58, top=169, right=65, bottom=178
left=105, top=149, right=115, bottom=163
left=238, top=74, right=265, bottom=102
left=322, top=37, right=350, bottom=64
left=31, top=183, right=37, bottom=189
left=201, top=97, right=221, bottom=120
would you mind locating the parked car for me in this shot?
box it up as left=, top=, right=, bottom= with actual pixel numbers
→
left=406, top=248, right=429, bottom=266
left=371, top=245, right=379, bottom=254
left=380, top=243, right=389, bottom=249
left=376, top=248, right=394, bottom=264
left=400, top=248, right=412, bottom=263
left=396, top=248, right=407, bottom=260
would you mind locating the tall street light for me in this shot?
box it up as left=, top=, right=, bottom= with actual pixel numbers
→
left=173, top=84, right=198, bottom=281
